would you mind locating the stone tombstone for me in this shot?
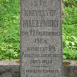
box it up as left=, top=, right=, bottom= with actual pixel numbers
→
left=20, top=0, right=63, bottom=77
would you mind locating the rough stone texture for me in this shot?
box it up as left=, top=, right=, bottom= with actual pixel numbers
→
left=0, top=60, right=77, bottom=77
left=68, top=66, right=77, bottom=77
left=63, top=66, right=69, bottom=77
left=20, top=0, right=63, bottom=77
left=0, top=65, right=20, bottom=77
left=0, top=59, right=20, bottom=65
left=0, top=59, right=20, bottom=77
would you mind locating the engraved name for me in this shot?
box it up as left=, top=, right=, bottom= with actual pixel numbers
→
left=25, top=10, right=57, bottom=16
left=23, top=20, right=58, bottom=27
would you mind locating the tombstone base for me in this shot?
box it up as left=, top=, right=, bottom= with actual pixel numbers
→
left=0, top=59, right=77, bottom=77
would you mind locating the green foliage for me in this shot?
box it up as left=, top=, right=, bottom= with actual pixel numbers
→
left=62, top=6, right=77, bottom=25
left=62, top=1, right=77, bottom=59
left=62, top=0, right=77, bottom=7
left=63, top=33, right=77, bottom=59
left=0, top=0, right=20, bottom=61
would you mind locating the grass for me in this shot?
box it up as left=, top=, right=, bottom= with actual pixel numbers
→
left=0, top=0, right=20, bottom=61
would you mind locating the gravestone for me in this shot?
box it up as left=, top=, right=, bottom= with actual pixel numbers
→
left=20, top=0, right=63, bottom=77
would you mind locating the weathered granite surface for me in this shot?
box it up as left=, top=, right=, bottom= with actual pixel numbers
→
left=20, top=0, right=63, bottom=77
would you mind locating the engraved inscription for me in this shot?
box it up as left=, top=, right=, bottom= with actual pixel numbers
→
left=26, top=45, right=55, bottom=51
left=34, top=0, right=47, bottom=6
left=34, top=38, right=48, bottom=44
left=27, top=0, right=54, bottom=7
left=22, top=30, right=61, bottom=36
left=26, top=69, right=60, bottom=73
left=23, top=20, right=58, bottom=27
left=25, top=10, right=57, bottom=16
left=42, top=60, right=52, bottom=64
left=21, top=0, right=62, bottom=77
left=23, top=53, right=61, bottom=57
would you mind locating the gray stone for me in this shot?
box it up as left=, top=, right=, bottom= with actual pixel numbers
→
left=20, top=0, right=63, bottom=77
left=0, top=59, right=77, bottom=77
left=0, top=65, right=20, bottom=77
left=68, top=66, right=77, bottom=77
left=1, top=72, right=12, bottom=77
